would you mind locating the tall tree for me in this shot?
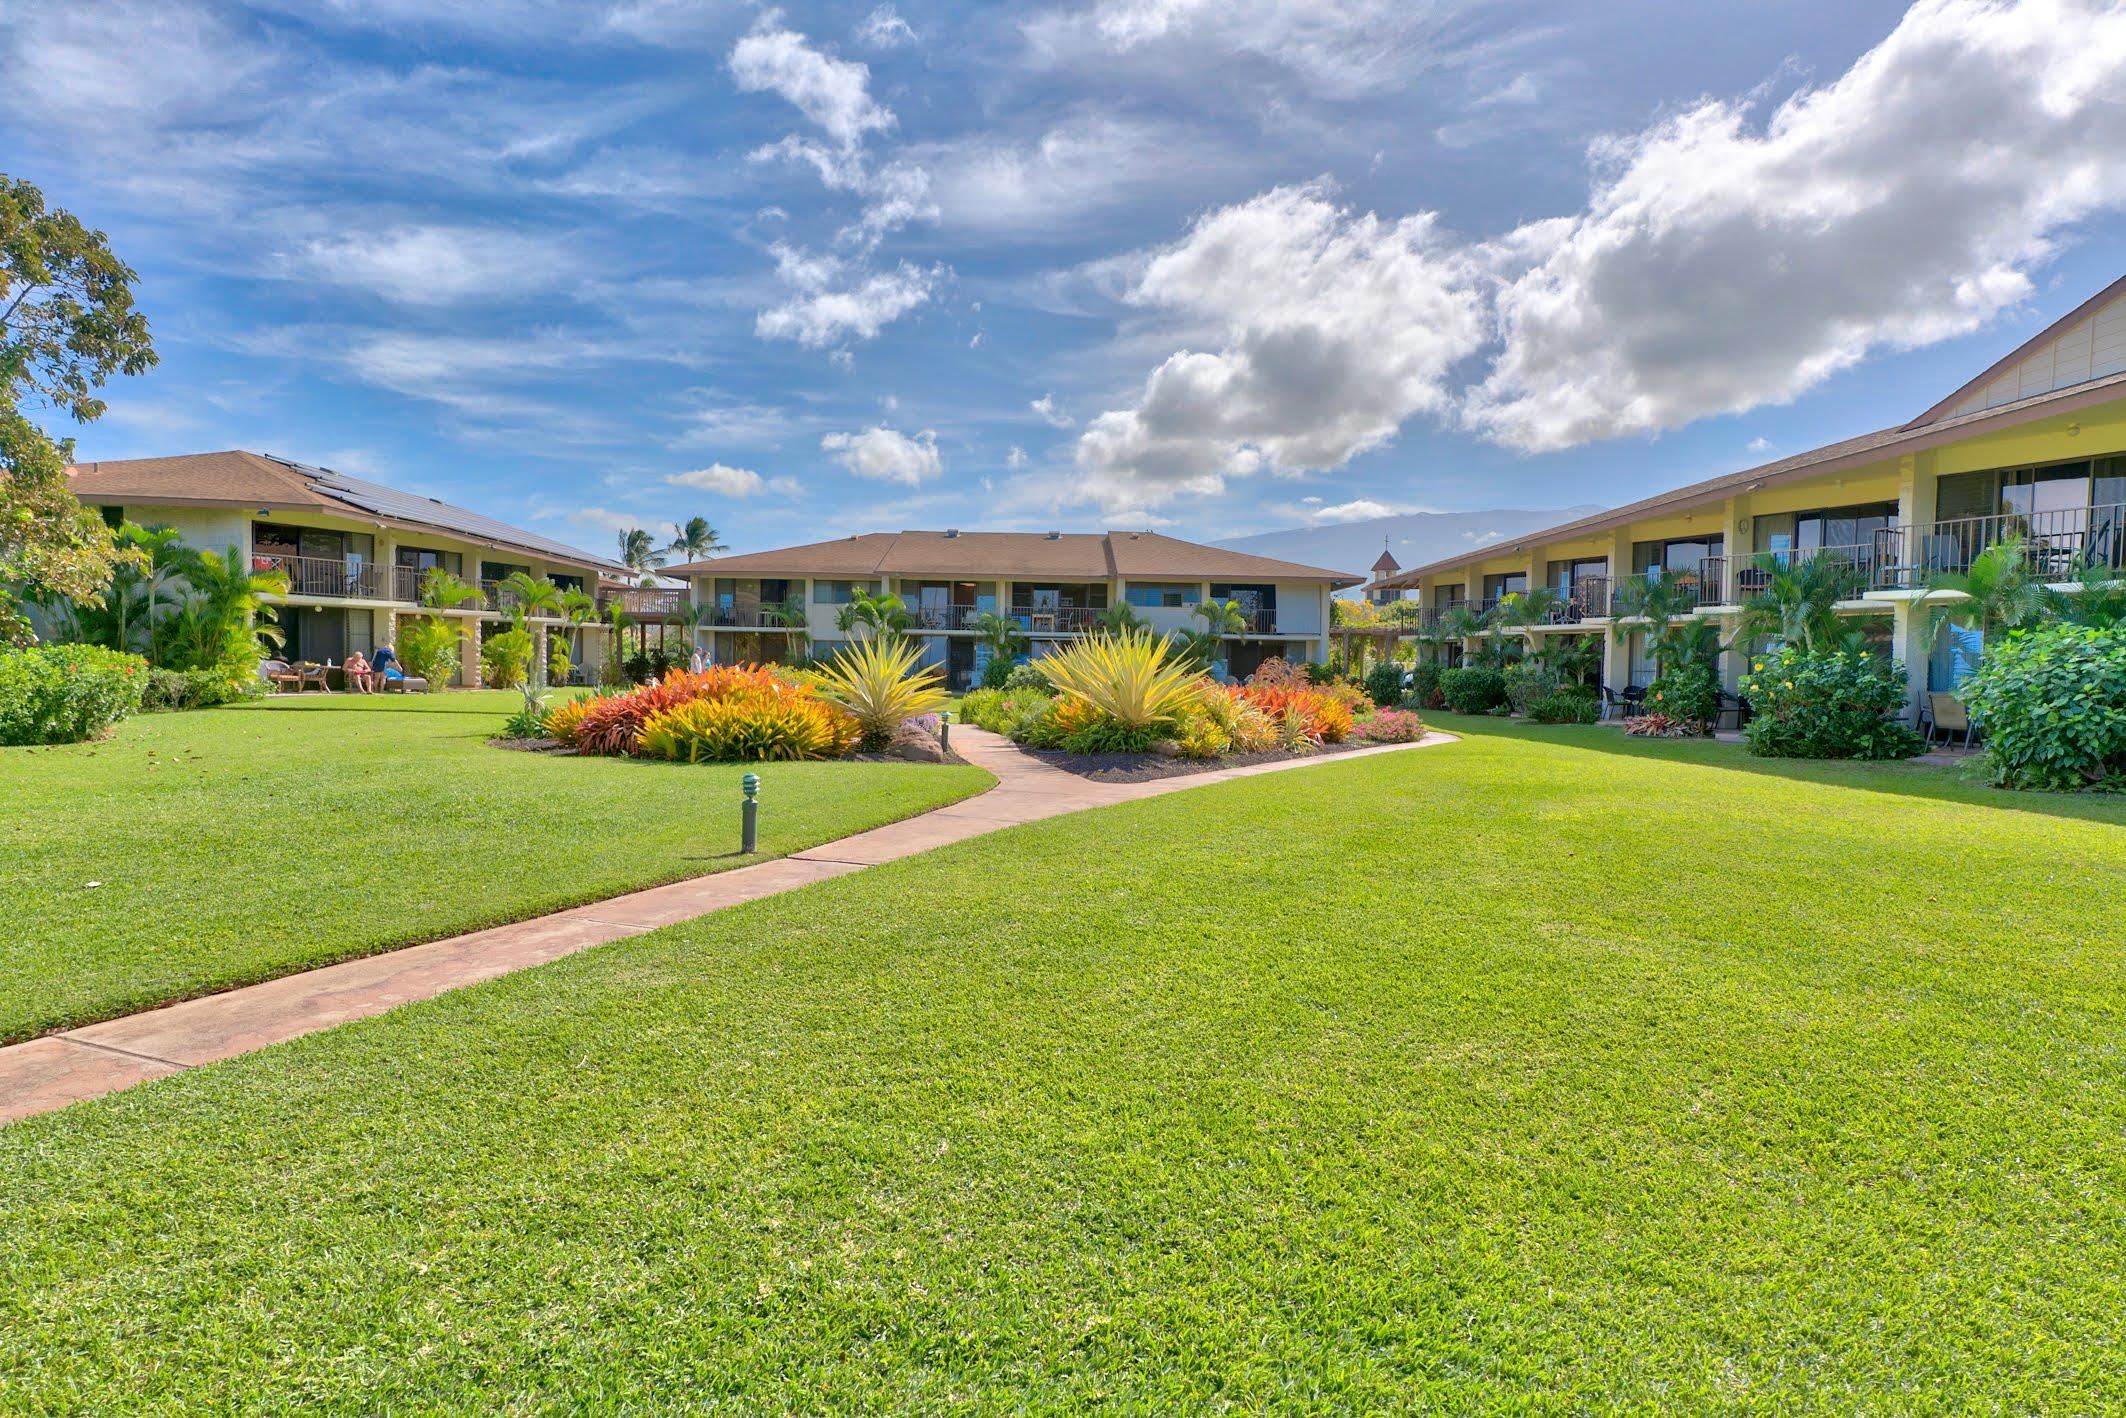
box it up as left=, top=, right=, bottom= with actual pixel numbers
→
left=667, top=517, right=727, bottom=562
left=617, top=527, right=665, bottom=577
left=0, top=176, right=157, bottom=645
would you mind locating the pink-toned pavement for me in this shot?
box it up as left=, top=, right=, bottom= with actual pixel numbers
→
left=0, top=726, right=1453, bottom=1124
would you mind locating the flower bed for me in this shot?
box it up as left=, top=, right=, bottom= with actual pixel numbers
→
left=545, top=663, right=872, bottom=762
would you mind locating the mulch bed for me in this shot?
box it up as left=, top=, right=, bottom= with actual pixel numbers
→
left=486, top=738, right=970, bottom=767
left=1017, top=737, right=1383, bottom=784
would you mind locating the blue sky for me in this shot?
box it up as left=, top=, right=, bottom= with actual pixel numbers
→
left=8, top=0, right=2126, bottom=560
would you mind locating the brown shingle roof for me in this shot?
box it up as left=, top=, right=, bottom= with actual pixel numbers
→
left=665, top=529, right=1361, bottom=585
left=1377, top=369, right=2126, bottom=589
left=66, top=450, right=621, bottom=572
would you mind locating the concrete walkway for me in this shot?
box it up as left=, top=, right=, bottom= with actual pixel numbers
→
left=0, top=726, right=1452, bottom=1124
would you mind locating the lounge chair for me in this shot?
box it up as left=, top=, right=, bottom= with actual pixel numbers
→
left=297, top=661, right=331, bottom=693
left=261, top=658, right=300, bottom=694
left=1924, top=691, right=1974, bottom=748
left=380, top=670, right=429, bottom=694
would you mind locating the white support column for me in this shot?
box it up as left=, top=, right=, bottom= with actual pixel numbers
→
left=1316, top=584, right=1332, bottom=665
left=1894, top=452, right=1936, bottom=718
left=465, top=617, right=483, bottom=689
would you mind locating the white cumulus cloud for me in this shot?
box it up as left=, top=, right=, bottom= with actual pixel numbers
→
left=858, top=4, right=916, bottom=47
left=666, top=463, right=767, bottom=497
left=1072, top=180, right=1484, bottom=512
left=1030, top=393, right=1074, bottom=428
left=1464, top=0, right=2126, bottom=452
left=755, top=247, right=939, bottom=347
left=729, top=15, right=893, bottom=150
left=822, top=425, right=942, bottom=486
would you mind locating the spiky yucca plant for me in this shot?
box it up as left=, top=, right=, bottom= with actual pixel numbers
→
left=1037, top=628, right=1203, bottom=730
left=816, top=635, right=948, bottom=749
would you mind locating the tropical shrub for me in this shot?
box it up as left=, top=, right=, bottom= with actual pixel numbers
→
left=1038, top=629, right=1203, bottom=732
left=548, top=633, right=572, bottom=686
left=1319, top=679, right=1371, bottom=717
left=139, top=658, right=263, bottom=713
left=959, top=686, right=1055, bottom=736
left=1404, top=662, right=1443, bottom=710
left=1359, top=707, right=1426, bottom=743
left=1960, top=624, right=2126, bottom=790
left=1003, top=661, right=1051, bottom=692
left=980, top=652, right=1016, bottom=690
left=502, top=689, right=549, bottom=740
left=540, top=693, right=599, bottom=746
left=1502, top=664, right=1561, bottom=716
left=1528, top=689, right=1600, bottom=725
left=397, top=617, right=460, bottom=690
left=1439, top=666, right=1507, bottom=715
left=573, top=665, right=799, bottom=757
left=1737, top=647, right=1922, bottom=761
left=1362, top=658, right=1406, bottom=708
left=814, top=636, right=948, bottom=750
left=638, top=694, right=859, bottom=763
left=1645, top=662, right=1719, bottom=732
left=1622, top=712, right=1693, bottom=738
left=1238, top=684, right=1353, bottom=743
left=1246, top=657, right=1307, bottom=688
left=481, top=627, right=534, bottom=689
left=0, top=643, right=147, bottom=745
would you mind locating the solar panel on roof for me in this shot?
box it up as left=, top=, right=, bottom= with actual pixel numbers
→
left=264, top=456, right=620, bottom=569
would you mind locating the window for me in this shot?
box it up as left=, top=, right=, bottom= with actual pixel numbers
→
left=1126, top=582, right=1199, bottom=609
left=1435, top=583, right=1465, bottom=607
left=1631, top=537, right=1723, bottom=576
left=1546, top=558, right=1606, bottom=594
left=395, top=546, right=461, bottom=575
left=813, top=580, right=865, bottom=605
left=99, top=505, right=124, bottom=529
left=1481, top=572, right=1527, bottom=601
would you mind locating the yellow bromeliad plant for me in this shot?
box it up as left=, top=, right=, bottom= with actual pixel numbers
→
left=815, top=635, right=948, bottom=749
left=1037, top=629, right=1204, bottom=733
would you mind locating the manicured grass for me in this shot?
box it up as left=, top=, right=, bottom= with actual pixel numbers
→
left=5, top=724, right=2126, bottom=1409
left=0, top=694, right=990, bottom=1043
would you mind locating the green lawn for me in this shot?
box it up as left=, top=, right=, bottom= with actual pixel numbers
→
left=0, top=692, right=990, bottom=1043
left=5, top=718, right=2126, bottom=1409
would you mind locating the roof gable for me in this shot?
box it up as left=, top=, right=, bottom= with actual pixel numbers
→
left=666, top=529, right=1360, bottom=585
left=1911, top=273, right=2126, bottom=427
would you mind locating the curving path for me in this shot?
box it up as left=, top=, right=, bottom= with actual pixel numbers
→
left=0, top=726, right=1453, bottom=1124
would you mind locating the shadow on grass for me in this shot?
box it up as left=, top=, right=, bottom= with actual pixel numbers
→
left=1429, top=711, right=2126, bottom=829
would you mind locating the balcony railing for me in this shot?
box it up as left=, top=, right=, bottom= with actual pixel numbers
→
left=1010, top=606, right=1104, bottom=633
left=252, top=554, right=420, bottom=603
left=480, top=580, right=576, bottom=617
left=1728, top=542, right=1894, bottom=600
left=1608, top=559, right=1724, bottom=617
left=1881, top=503, right=2126, bottom=585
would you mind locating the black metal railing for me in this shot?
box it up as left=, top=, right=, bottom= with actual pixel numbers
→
left=1880, top=503, right=2126, bottom=585
left=252, top=554, right=420, bottom=603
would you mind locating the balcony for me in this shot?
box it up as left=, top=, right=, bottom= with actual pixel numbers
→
left=1728, top=542, right=1896, bottom=600
left=253, top=553, right=420, bottom=603
left=1608, top=558, right=1726, bottom=617
left=1880, top=503, right=2125, bottom=586
left=480, top=580, right=577, bottom=618
left=909, top=605, right=984, bottom=631
left=1009, top=606, right=1105, bottom=633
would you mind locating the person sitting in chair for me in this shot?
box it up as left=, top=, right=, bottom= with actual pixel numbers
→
left=343, top=650, right=374, bottom=693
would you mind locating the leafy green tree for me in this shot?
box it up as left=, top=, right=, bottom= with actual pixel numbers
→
left=1174, top=596, right=1248, bottom=673
left=2045, top=551, right=2126, bottom=630
left=0, top=176, right=157, bottom=644
left=667, top=517, right=727, bottom=562
left=497, top=570, right=561, bottom=630
left=160, top=543, right=287, bottom=669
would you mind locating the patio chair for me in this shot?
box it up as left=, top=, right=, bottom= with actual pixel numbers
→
left=297, top=661, right=332, bottom=693
left=261, top=659, right=300, bottom=694
left=1621, top=684, right=1647, bottom=715
left=1924, top=692, right=1974, bottom=748
left=1598, top=685, right=1626, bottom=721
left=1716, top=691, right=1750, bottom=732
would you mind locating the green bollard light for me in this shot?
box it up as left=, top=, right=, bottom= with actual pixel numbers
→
left=938, top=710, right=951, bottom=754
left=740, top=771, right=760, bottom=854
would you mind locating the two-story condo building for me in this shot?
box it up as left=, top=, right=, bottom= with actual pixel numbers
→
left=1370, top=272, right=2126, bottom=712
left=662, top=529, right=1361, bottom=689
left=65, top=450, right=623, bottom=686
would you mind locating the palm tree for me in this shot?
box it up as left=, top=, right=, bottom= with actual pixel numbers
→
left=967, top=609, right=1026, bottom=675
left=1926, top=537, right=2046, bottom=653
left=497, top=570, right=562, bottom=631
left=667, top=517, right=727, bottom=563
left=761, top=593, right=812, bottom=658
left=1736, top=552, right=1860, bottom=654
left=1177, top=596, right=1248, bottom=674
left=617, top=527, right=665, bottom=578
left=1532, top=631, right=1601, bottom=684
left=2045, top=550, right=2126, bottom=630
left=164, top=544, right=287, bottom=667
left=419, top=567, right=482, bottom=611
left=1092, top=601, right=1147, bottom=633
left=836, top=589, right=914, bottom=641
